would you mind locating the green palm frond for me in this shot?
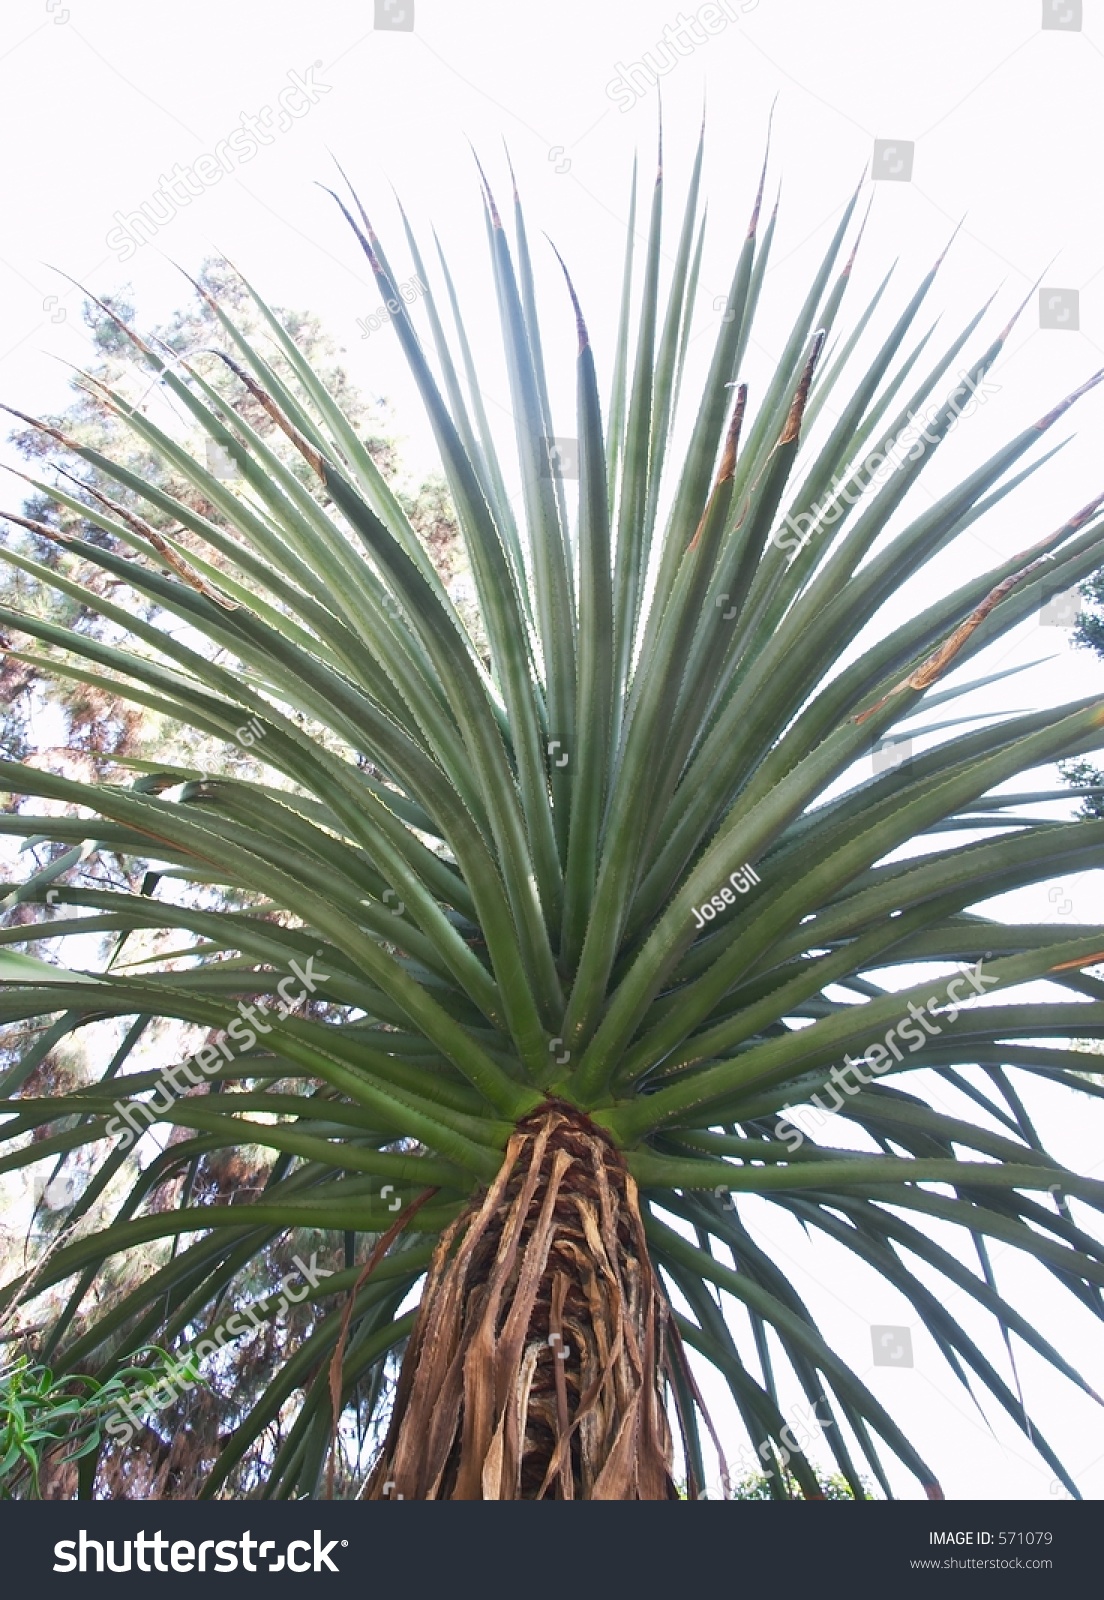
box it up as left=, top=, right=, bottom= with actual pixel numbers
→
left=2, top=125, right=1104, bottom=1500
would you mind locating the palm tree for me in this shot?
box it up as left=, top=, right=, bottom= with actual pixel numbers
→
left=2, top=127, right=1104, bottom=1501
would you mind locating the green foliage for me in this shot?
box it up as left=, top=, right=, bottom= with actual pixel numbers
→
left=2, top=131, right=1104, bottom=1500
left=0, top=1347, right=190, bottom=1497
left=1075, top=569, right=1104, bottom=659
left=1058, top=758, right=1104, bottom=820
left=730, top=1470, right=864, bottom=1501
left=1059, top=569, right=1104, bottom=815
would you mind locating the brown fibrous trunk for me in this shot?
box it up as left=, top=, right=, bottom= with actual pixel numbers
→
left=364, top=1100, right=680, bottom=1500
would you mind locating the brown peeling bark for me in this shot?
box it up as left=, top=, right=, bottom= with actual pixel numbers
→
left=363, top=1101, right=680, bottom=1500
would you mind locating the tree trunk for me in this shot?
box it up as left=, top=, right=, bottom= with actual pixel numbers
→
left=364, top=1100, right=680, bottom=1499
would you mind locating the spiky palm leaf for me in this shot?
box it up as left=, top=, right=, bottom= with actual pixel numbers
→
left=3, top=128, right=1104, bottom=1500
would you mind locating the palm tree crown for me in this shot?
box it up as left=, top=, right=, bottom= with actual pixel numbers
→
left=2, top=126, right=1104, bottom=1500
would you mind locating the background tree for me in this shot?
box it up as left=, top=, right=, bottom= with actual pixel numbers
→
left=1060, top=569, right=1104, bottom=819
left=2, top=258, right=464, bottom=768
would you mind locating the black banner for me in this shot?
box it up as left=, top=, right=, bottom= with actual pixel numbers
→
left=1, top=1501, right=1092, bottom=1594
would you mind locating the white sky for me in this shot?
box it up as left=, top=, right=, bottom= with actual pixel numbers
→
left=2, top=0, right=1104, bottom=1501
